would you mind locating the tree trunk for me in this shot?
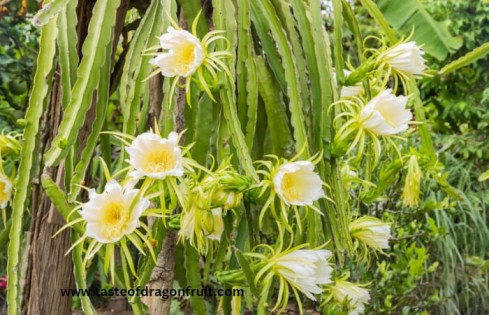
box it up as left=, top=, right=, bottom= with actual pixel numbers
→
left=22, top=71, right=75, bottom=315
left=21, top=0, right=130, bottom=313
left=143, top=77, right=187, bottom=315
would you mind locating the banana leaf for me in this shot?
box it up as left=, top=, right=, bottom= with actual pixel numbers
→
left=378, top=0, right=462, bottom=60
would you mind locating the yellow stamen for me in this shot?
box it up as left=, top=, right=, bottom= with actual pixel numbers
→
left=282, top=174, right=299, bottom=202
left=142, top=147, right=176, bottom=173
left=102, top=202, right=126, bottom=225
left=175, top=43, right=196, bottom=75
left=0, top=181, right=8, bottom=204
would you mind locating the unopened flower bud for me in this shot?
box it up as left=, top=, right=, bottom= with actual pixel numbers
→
left=212, top=190, right=242, bottom=209
left=219, top=174, right=251, bottom=192
left=381, top=41, right=426, bottom=76
left=402, top=155, right=422, bottom=207
left=215, top=270, right=245, bottom=286
left=350, top=216, right=391, bottom=251
left=331, top=280, right=370, bottom=315
left=0, top=134, right=21, bottom=157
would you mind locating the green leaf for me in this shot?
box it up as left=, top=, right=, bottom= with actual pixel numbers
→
left=288, top=0, right=323, bottom=150
left=236, top=0, right=254, bottom=138
left=44, top=0, right=121, bottom=166
left=249, top=8, right=287, bottom=94
left=378, top=0, right=462, bottom=60
left=213, top=0, right=258, bottom=181
left=7, top=15, right=58, bottom=315
left=33, top=0, right=72, bottom=26
left=251, top=0, right=308, bottom=157
left=191, top=94, right=214, bottom=165
left=56, top=0, right=78, bottom=108
left=309, top=0, right=353, bottom=258
left=68, top=37, right=112, bottom=201
left=177, top=0, right=209, bottom=38
left=358, top=0, right=397, bottom=43
left=235, top=251, right=260, bottom=297
left=362, top=159, right=403, bottom=203
left=72, top=232, right=97, bottom=315
left=306, top=0, right=336, bottom=153
left=440, top=42, right=489, bottom=75
left=479, top=169, right=489, bottom=182
left=244, top=55, right=258, bottom=152
left=274, top=0, right=311, bottom=134
left=0, top=220, right=11, bottom=251
left=255, top=56, right=293, bottom=157
left=121, top=0, right=176, bottom=136
left=408, top=80, right=437, bottom=162
left=184, top=244, right=207, bottom=315
left=41, top=174, right=82, bottom=234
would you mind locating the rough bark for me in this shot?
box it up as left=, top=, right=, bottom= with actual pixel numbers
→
left=21, top=0, right=130, bottom=313
left=143, top=10, right=189, bottom=313
left=148, top=75, right=163, bottom=125
left=22, top=70, right=75, bottom=315
left=143, top=229, right=178, bottom=315
left=143, top=77, right=186, bottom=315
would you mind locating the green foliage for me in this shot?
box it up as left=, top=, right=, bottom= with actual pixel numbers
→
left=420, top=0, right=489, bottom=144
left=428, top=141, right=489, bottom=315
left=1, top=0, right=488, bottom=314
left=439, top=42, right=489, bottom=75
left=7, top=11, right=58, bottom=314
left=330, top=2, right=489, bottom=314
left=43, top=0, right=121, bottom=166
left=0, top=15, right=38, bottom=129
left=378, top=0, right=463, bottom=60
left=363, top=207, right=442, bottom=314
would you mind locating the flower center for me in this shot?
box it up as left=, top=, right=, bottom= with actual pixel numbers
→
left=102, top=202, right=126, bottom=226
left=378, top=110, right=399, bottom=128
left=0, top=181, right=8, bottom=204
left=282, top=173, right=300, bottom=201
left=142, top=147, right=176, bottom=173
left=176, top=43, right=196, bottom=74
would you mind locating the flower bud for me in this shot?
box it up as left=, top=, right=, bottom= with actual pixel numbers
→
left=212, top=190, right=242, bottom=209
left=350, top=216, right=391, bottom=251
left=179, top=203, right=224, bottom=254
left=340, top=164, right=358, bottom=189
left=218, top=173, right=251, bottom=192
left=402, top=155, right=422, bottom=207
left=342, top=61, right=375, bottom=86
left=331, top=280, right=370, bottom=315
left=168, top=215, right=181, bottom=229
left=0, top=134, right=21, bottom=157
left=381, top=41, right=426, bottom=76
left=215, top=270, right=245, bottom=286
left=202, top=208, right=224, bottom=241
left=334, top=70, right=363, bottom=98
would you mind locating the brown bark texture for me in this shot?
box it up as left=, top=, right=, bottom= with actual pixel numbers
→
left=21, top=0, right=130, bottom=314
left=22, top=72, right=75, bottom=315
left=142, top=76, right=187, bottom=315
